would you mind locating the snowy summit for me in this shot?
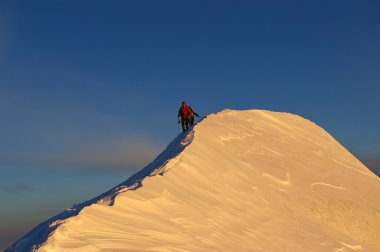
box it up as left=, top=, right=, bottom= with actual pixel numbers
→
left=6, top=109, right=380, bottom=252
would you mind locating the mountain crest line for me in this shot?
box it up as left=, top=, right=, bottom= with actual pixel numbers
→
left=6, top=109, right=380, bottom=252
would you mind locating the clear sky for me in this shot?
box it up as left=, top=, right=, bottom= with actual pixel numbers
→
left=0, top=0, right=379, bottom=250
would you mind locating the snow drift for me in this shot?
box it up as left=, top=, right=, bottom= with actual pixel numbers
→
left=6, top=109, right=380, bottom=252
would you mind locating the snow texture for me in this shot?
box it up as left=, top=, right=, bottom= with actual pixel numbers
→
left=6, top=109, right=380, bottom=252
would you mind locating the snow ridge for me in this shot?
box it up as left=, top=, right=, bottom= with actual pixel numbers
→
left=5, top=125, right=196, bottom=252
left=6, top=109, right=380, bottom=252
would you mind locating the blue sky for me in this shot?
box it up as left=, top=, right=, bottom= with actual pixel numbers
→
left=1, top=0, right=379, bottom=249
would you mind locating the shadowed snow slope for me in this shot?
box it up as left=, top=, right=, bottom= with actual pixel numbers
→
left=6, top=109, right=380, bottom=252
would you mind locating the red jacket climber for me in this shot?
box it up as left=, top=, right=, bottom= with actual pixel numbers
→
left=178, top=101, right=193, bottom=119
left=178, top=101, right=199, bottom=132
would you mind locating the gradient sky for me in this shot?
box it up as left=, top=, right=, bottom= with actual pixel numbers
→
left=1, top=0, right=379, bottom=250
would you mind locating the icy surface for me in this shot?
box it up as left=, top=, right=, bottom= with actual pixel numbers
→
left=6, top=109, right=380, bottom=252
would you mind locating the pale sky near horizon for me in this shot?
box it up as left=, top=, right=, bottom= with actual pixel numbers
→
left=1, top=0, right=379, bottom=250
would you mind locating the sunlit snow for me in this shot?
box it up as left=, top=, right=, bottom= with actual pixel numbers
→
left=6, top=109, right=380, bottom=252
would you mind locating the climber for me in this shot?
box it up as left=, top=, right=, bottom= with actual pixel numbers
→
left=189, top=106, right=200, bottom=126
left=178, top=101, right=199, bottom=132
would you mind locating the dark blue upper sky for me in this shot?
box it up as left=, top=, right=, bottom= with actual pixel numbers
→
left=0, top=0, right=379, bottom=249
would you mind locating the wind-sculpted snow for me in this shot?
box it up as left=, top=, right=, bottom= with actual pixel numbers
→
left=7, top=109, right=380, bottom=252
left=6, top=127, right=195, bottom=252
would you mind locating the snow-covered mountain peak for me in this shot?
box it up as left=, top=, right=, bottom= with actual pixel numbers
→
left=7, top=109, right=380, bottom=252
